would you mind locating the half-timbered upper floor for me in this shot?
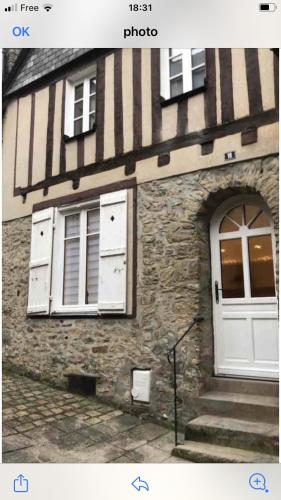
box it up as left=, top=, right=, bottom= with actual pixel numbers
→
left=3, top=48, right=279, bottom=221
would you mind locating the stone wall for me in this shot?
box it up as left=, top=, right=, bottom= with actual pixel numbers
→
left=3, top=155, right=279, bottom=424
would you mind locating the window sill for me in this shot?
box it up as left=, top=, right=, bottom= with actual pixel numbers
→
left=160, top=85, right=206, bottom=108
left=64, top=124, right=97, bottom=143
left=27, top=312, right=134, bottom=319
left=51, top=306, right=99, bottom=316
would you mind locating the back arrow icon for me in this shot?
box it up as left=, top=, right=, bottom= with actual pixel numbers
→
left=131, top=477, right=149, bottom=492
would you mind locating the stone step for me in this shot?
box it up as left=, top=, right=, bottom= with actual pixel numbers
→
left=209, top=377, right=279, bottom=397
left=185, top=415, right=279, bottom=455
left=197, top=391, right=278, bottom=423
left=173, top=441, right=278, bottom=463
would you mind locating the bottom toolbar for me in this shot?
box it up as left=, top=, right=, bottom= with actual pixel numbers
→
left=0, top=464, right=280, bottom=499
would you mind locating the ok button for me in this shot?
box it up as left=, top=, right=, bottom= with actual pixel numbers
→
left=12, top=26, right=30, bottom=37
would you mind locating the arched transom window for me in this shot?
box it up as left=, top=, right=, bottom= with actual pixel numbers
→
left=218, top=203, right=276, bottom=299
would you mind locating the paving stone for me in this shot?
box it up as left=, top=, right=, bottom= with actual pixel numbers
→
left=96, top=405, right=116, bottom=415
left=86, top=415, right=139, bottom=439
left=108, top=433, right=147, bottom=451
left=81, top=417, right=101, bottom=426
left=3, top=448, right=41, bottom=463
left=52, top=408, right=63, bottom=415
left=69, top=442, right=125, bottom=463
left=149, top=431, right=184, bottom=452
left=76, top=426, right=107, bottom=444
left=112, top=454, right=136, bottom=463
left=24, top=425, right=67, bottom=446
left=86, top=409, right=105, bottom=418
left=63, top=394, right=76, bottom=400
left=162, top=455, right=192, bottom=463
left=17, top=411, right=29, bottom=417
left=94, top=414, right=140, bottom=435
left=57, top=414, right=68, bottom=420
left=29, top=413, right=43, bottom=420
left=34, top=420, right=46, bottom=427
left=54, top=416, right=91, bottom=433
left=15, top=423, right=35, bottom=433
left=34, top=446, right=75, bottom=463
left=2, top=424, right=18, bottom=437
left=55, top=432, right=96, bottom=450
left=124, top=423, right=169, bottom=442
left=83, top=422, right=114, bottom=438
left=3, top=434, right=33, bottom=453
left=117, top=444, right=171, bottom=463
left=41, top=411, right=54, bottom=417
left=99, top=410, right=124, bottom=422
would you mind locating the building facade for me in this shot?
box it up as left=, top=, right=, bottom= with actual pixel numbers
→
left=2, top=49, right=279, bottom=458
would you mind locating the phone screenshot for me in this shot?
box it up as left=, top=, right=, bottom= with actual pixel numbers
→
left=0, top=1, right=280, bottom=499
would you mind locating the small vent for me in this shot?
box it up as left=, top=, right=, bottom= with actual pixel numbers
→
left=65, top=374, right=98, bottom=395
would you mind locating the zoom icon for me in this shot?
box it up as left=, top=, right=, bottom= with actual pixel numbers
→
left=249, top=473, right=269, bottom=493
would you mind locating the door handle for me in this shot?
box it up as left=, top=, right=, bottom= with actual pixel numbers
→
left=215, top=281, right=223, bottom=304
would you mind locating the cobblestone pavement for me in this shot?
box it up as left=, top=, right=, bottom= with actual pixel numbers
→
left=2, top=371, right=188, bottom=463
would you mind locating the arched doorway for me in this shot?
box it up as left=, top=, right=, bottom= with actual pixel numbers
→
left=210, top=195, right=278, bottom=379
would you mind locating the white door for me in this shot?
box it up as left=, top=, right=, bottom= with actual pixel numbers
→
left=210, top=195, right=279, bottom=380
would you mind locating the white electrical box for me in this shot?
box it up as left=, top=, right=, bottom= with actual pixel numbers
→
left=131, top=369, right=151, bottom=403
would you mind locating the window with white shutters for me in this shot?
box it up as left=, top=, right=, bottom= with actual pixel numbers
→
left=161, top=48, right=206, bottom=100
left=48, top=189, right=129, bottom=316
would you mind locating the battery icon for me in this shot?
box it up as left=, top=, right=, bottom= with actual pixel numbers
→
left=259, top=3, right=277, bottom=10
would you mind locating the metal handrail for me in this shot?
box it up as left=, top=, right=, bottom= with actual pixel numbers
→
left=167, top=315, right=204, bottom=446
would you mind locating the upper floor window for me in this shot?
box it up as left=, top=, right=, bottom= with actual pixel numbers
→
left=161, top=49, right=206, bottom=101
left=73, top=77, right=96, bottom=135
left=65, top=64, right=97, bottom=138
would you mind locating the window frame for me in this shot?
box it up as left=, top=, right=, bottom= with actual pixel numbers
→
left=218, top=203, right=276, bottom=300
left=168, top=48, right=192, bottom=99
left=161, top=48, right=206, bottom=101
left=64, top=64, right=97, bottom=139
left=212, top=195, right=277, bottom=305
left=51, top=199, right=100, bottom=316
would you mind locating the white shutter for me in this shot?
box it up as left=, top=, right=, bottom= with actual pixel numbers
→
left=64, top=80, right=74, bottom=137
left=160, top=48, right=170, bottom=99
left=98, top=189, right=127, bottom=313
left=27, top=207, right=54, bottom=315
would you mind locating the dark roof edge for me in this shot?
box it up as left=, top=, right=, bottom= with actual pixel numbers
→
left=4, top=48, right=115, bottom=100
left=3, top=49, right=33, bottom=95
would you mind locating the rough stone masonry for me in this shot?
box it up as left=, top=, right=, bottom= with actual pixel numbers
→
left=3, top=156, right=279, bottom=425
